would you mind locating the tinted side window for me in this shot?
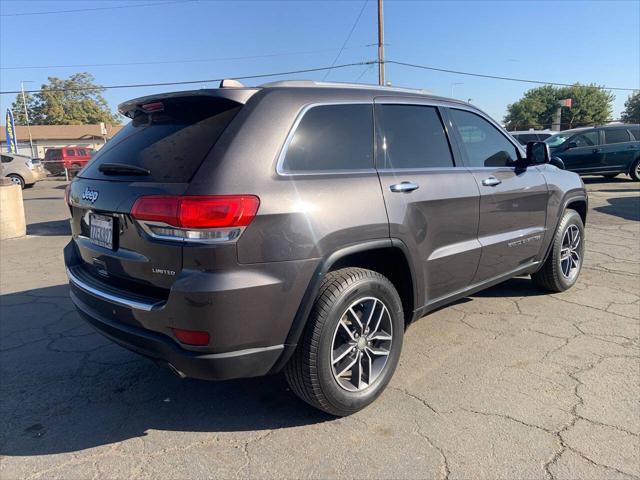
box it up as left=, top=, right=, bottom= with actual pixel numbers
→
left=604, top=129, right=631, bottom=144
left=66, top=149, right=76, bottom=156
left=46, top=149, right=62, bottom=160
left=571, top=131, right=599, bottom=147
left=281, top=104, right=373, bottom=172
left=1, top=155, right=13, bottom=163
left=628, top=126, right=640, bottom=140
left=376, top=105, right=454, bottom=169
left=449, top=109, right=518, bottom=167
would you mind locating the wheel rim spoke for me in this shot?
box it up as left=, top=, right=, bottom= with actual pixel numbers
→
left=338, top=319, right=357, bottom=341
left=336, top=354, right=359, bottom=378
left=366, top=345, right=391, bottom=356
left=332, top=343, right=354, bottom=365
left=348, top=307, right=363, bottom=334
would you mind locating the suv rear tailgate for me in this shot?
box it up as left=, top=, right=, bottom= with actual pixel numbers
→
left=68, top=90, right=256, bottom=295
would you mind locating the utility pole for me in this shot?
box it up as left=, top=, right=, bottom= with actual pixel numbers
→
left=377, top=0, right=385, bottom=86
left=20, top=81, right=35, bottom=158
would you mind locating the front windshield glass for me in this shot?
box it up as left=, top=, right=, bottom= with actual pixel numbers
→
left=544, top=133, right=570, bottom=147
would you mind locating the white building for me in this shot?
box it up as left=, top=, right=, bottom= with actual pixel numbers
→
left=1, top=124, right=122, bottom=158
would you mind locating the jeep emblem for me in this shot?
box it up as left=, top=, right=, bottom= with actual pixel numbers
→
left=81, top=187, right=99, bottom=203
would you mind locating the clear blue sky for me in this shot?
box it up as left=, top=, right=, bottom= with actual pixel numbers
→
left=1, top=0, right=639, bottom=124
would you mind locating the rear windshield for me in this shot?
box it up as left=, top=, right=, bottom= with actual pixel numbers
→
left=80, top=96, right=241, bottom=182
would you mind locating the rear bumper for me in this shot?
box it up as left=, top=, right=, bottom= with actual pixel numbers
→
left=71, top=290, right=283, bottom=380
left=64, top=240, right=318, bottom=380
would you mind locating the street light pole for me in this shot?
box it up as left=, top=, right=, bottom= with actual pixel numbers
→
left=377, top=0, right=385, bottom=86
left=450, top=82, right=464, bottom=98
left=20, top=81, right=35, bottom=158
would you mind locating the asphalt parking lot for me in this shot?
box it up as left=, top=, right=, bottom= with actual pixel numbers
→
left=1, top=178, right=638, bottom=480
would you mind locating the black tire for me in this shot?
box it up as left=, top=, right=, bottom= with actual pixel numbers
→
left=7, top=174, right=25, bottom=189
left=601, top=173, right=618, bottom=179
left=285, top=267, right=404, bottom=416
left=630, top=158, right=640, bottom=182
left=532, top=210, right=585, bottom=292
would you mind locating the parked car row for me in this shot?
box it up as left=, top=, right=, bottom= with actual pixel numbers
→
left=509, top=125, right=640, bottom=181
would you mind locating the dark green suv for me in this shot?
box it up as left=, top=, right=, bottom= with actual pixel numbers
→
left=545, top=124, right=640, bottom=181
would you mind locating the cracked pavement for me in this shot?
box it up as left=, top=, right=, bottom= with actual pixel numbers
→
left=1, top=178, right=638, bottom=479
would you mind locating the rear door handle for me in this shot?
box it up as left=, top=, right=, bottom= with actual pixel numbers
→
left=390, top=181, right=419, bottom=193
left=592, top=148, right=601, bottom=153
left=481, top=176, right=502, bottom=187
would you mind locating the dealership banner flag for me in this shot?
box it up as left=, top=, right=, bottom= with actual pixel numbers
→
left=5, top=109, right=18, bottom=153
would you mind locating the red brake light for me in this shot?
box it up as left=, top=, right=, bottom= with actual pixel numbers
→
left=141, top=101, right=164, bottom=113
left=172, top=328, right=210, bottom=346
left=131, top=195, right=260, bottom=229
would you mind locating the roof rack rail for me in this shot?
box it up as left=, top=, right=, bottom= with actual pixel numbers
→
left=259, top=79, right=432, bottom=95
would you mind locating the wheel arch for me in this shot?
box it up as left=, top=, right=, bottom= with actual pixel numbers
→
left=537, top=194, right=588, bottom=270
left=269, top=239, right=417, bottom=373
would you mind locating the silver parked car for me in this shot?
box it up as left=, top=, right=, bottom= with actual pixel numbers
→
left=1, top=152, right=46, bottom=188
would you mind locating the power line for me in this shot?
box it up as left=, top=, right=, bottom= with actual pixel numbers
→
left=0, top=61, right=374, bottom=95
left=387, top=60, right=638, bottom=92
left=322, top=0, right=368, bottom=81
left=0, top=45, right=372, bottom=71
left=0, top=0, right=196, bottom=17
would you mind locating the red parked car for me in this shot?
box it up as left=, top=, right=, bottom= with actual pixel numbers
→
left=44, top=147, right=95, bottom=175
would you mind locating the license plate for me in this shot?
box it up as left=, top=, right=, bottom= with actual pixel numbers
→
left=89, top=214, right=113, bottom=249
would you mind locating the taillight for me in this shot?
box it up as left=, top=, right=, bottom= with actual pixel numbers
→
left=131, top=195, right=259, bottom=243
left=172, top=328, right=210, bottom=346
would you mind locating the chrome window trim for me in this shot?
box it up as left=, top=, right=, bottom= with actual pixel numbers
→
left=67, top=267, right=163, bottom=312
left=275, top=101, right=374, bottom=177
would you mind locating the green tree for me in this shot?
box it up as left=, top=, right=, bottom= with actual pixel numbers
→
left=9, top=73, right=121, bottom=125
left=620, top=91, right=640, bottom=123
left=10, top=92, right=38, bottom=125
left=504, top=84, right=614, bottom=130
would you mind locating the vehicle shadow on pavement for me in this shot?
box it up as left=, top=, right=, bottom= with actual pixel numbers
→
left=594, top=196, right=640, bottom=222
left=0, top=285, right=331, bottom=457
left=26, top=219, right=72, bottom=236
left=472, top=276, right=548, bottom=298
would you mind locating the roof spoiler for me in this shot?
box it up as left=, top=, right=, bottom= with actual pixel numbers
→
left=118, top=86, right=259, bottom=118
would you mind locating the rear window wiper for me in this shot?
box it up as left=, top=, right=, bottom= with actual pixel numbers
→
left=98, top=163, right=150, bottom=176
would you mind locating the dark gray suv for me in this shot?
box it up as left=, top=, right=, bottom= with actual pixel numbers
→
left=64, top=81, right=588, bottom=415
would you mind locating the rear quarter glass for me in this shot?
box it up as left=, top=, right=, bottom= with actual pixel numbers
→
left=80, top=96, right=242, bottom=183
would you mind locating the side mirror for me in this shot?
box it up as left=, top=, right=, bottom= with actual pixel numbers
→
left=525, top=141, right=550, bottom=166
left=550, top=156, right=565, bottom=169
left=566, top=141, right=578, bottom=150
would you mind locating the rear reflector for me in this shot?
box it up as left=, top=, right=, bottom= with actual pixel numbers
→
left=172, top=328, right=210, bottom=346
left=131, top=195, right=259, bottom=229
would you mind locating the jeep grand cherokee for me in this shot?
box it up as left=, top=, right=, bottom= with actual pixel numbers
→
left=65, top=80, right=587, bottom=415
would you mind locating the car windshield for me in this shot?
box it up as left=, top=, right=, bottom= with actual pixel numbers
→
left=544, top=133, right=571, bottom=147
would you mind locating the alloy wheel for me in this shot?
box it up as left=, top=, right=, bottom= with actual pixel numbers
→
left=330, top=297, right=392, bottom=392
left=560, top=224, right=581, bottom=280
